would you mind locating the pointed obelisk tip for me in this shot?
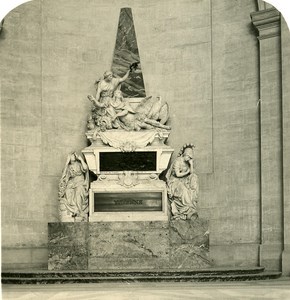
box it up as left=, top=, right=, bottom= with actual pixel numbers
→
left=112, top=6, right=146, bottom=98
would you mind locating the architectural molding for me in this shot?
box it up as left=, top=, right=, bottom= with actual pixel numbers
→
left=251, top=5, right=284, bottom=271
left=251, top=8, right=281, bottom=39
left=256, top=0, right=273, bottom=11
left=281, top=18, right=290, bottom=276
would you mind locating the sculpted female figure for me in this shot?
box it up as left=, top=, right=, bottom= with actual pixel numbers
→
left=87, top=64, right=171, bottom=131
left=58, top=152, right=89, bottom=222
left=166, top=144, right=199, bottom=220
left=88, top=90, right=170, bottom=131
left=95, top=70, right=129, bottom=106
left=87, top=64, right=137, bottom=130
left=91, top=64, right=137, bottom=108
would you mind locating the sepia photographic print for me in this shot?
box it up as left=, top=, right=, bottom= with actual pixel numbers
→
left=1, top=0, right=290, bottom=299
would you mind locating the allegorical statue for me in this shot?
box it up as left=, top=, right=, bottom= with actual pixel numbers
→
left=58, top=152, right=89, bottom=222
left=87, top=63, right=170, bottom=131
left=166, top=144, right=199, bottom=220
left=88, top=63, right=136, bottom=112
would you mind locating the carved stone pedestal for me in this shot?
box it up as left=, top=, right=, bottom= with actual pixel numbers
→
left=169, top=218, right=210, bottom=269
left=89, top=176, right=168, bottom=222
left=88, top=221, right=170, bottom=270
left=82, top=129, right=174, bottom=222
left=48, top=218, right=212, bottom=270
left=48, top=223, right=88, bottom=270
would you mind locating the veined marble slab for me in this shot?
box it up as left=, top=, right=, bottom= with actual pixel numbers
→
left=48, top=219, right=211, bottom=271
left=112, top=8, right=146, bottom=98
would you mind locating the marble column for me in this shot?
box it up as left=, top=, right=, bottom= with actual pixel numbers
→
left=251, top=8, right=283, bottom=271
left=281, top=18, right=290, bottom=276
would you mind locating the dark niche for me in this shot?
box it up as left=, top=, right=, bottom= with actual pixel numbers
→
left=99, top=151, right=156, bottom=172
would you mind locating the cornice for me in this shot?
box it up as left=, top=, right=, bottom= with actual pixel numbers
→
left=251, top=8, right=281, bottom=40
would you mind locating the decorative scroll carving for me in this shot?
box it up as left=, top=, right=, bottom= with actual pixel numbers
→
left=117, top=171, right=139, bottom=188
left=92, top=129, right=164, bottom=151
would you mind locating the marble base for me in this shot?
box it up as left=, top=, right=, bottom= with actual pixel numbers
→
left=48, top=223, right=88, bottom=271
left=169, top=218, right=210, bottom=269
left=48, top=218, right=212, bottom=271
left=88, top=221, right=169, bottom=270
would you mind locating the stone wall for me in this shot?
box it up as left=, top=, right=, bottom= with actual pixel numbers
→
left=1, top=0, right=262, bottom=269
left=251, top=7, right=284, bottom=270
left=281, top=18, right=290, bottom=275
left=0, top=1, right=47, bottom=268
left=209, top=0, right=260, bottom=266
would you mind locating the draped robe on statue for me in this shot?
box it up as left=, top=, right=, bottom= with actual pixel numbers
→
left=59, top=158, right=89, bottom=221
left=166, top=156, right=199, bottom=220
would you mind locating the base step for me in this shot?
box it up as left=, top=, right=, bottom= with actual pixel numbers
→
left=1, top=267, right=282, bottom=284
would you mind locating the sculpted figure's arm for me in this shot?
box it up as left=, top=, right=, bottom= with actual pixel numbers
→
left=87, top=95, right=106, bottom=108
left=173, top=159, right=191, bottom=178
left=174, top=169, right=190, bottom=178
left=95, top=83, right=102, bottom=102
left=76, top=153, right=88, bottom=171
left=76, top=153, right=89, bottom=190
left=60, top=155, right=71, bottom=180
left=118, top=69, right=130, bottom=83
left=188, top=159, right=194, bottom=174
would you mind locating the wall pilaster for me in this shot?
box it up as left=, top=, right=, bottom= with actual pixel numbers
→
left=281, top=18, right=290, bottom=276
left=251, top=8, right=283, bottom=271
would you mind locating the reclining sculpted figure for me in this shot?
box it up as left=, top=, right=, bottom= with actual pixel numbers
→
left=88, top=87, right=170, bottom=132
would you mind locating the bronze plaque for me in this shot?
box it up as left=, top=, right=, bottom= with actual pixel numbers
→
left=94, top=192, right=162, bottom=212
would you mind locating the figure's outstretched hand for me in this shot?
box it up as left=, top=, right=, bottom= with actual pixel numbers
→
left=129, top=61, right=139, bottom=72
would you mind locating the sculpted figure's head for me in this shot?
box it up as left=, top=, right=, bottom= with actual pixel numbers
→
left=103, top=71, right=113, bottom=82
left=114, top=90, right=123, bottom=99
left=183, top=147, right=194, bottom=161
left=70, top=153, right=76, bottom=162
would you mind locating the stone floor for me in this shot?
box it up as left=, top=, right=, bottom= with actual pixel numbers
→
left=2, top=278, right=290, bottom=300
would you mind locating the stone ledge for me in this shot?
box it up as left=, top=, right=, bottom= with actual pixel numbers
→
left=251, top=8, right=281, bottom=40
left=1, top=266, right=266, bottom=276
left=1, top=269, right=281, bottom=284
